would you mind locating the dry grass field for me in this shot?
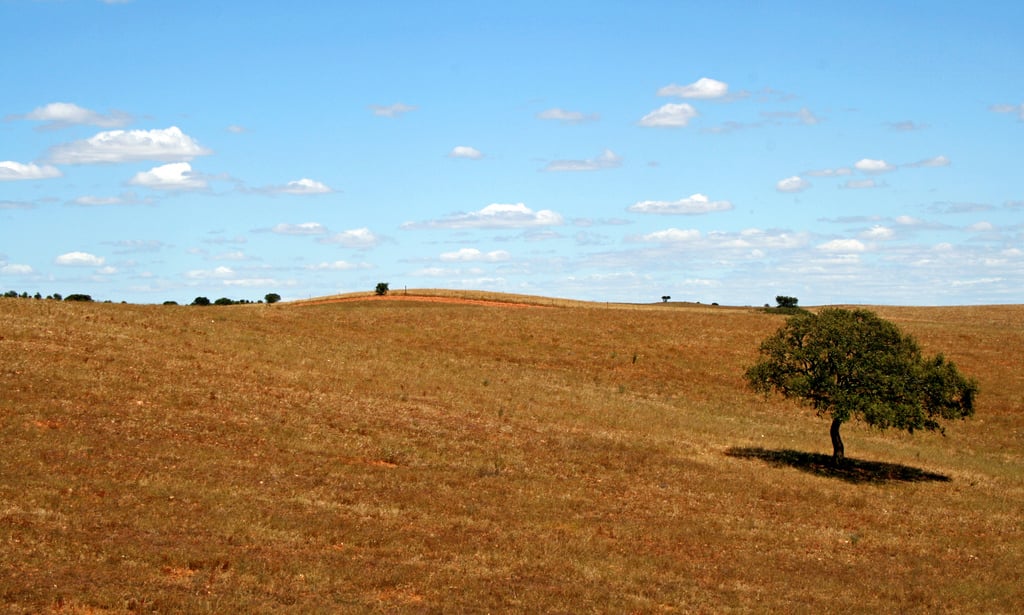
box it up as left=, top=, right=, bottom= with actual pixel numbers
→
left=1, top=293, right=1021, bottom=613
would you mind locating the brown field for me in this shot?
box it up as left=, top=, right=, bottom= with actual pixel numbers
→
left=1, top=293, right=1022, bottom=613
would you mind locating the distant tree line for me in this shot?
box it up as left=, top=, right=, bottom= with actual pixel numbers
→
left=3, top=290, right=283, bottom=306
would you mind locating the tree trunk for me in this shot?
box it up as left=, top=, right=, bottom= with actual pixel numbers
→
left=830, top=418, right=845, bottom=463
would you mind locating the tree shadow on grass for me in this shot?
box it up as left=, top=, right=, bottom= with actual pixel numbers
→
left=724, top=447, right=951, bottom=485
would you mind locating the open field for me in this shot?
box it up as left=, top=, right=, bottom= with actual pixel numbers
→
left=1, top=295, right=1022, bottom=613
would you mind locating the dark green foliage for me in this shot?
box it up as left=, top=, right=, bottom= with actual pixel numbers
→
left=662, top=296, right=671, bottom=303
left=375, top=282, right=390, bottom=296
left=745, top=308, right=977, bottom=459
left=265, top=293, right=281, bottom=304
left=191, top=296, right=211, bottom=306
left=163, top=301, right=179, bottom=306
left=775, top=295, right=799, bottom=308
left=214, top=297, right=235, bottom=306
left=64, top=294, right=94, bottom=302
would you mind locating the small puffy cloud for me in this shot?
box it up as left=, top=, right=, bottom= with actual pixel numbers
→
left=536, top=108, right=599, bottom=124
left=639, top=103, right=698, bottom=128
left=817, top=239, right=866, bottom=253
left=1, top=263, right=34, bottom=275
left=319, top=227, right=382, bottom=249
left=628, top=193, right=733, bottom=215
left=0, top=161, right=62, bottom=181
left=48, top=126, right=211, bottom=164
left=55, top=251, right=106, bottom=266
left=439, top=248, right=510, bottom=262
left=805, top=167, right=852, bottom=178
left=277, top=178, right=333, bottom=195
left=11, top=102, right=131, bottom=129
left=841, top=179, right=881, bottom=190
left=989, top=103, right=1024, bottom=120
left=369, top=103, right=417, bottom=117
left=185, top=266, right=235, bottom=279
left=226, top=125, right=248, bottom=134
left=776, top=176, right=810, bottom=193
left=543, top=149, right=622, bottom=172
left=305, top=260, right=369, bottom=271
left=967, top=221, right=995, bottom=232
left=271, top=222, right=328, bottom=236
left=854, top=158, right=895, bottom=173
left=640, top=228, right=701, bottom=243
left=861, top=225, right=894, bottom=240
left=403, top=203, right=563, bottom=230
left=657, top=77, right=728, bottom=99
left=907, top=155, right=950, bottom=168
left=448, top=146, right=484, bottom=160
left=129, top=162, right=207, bottom=191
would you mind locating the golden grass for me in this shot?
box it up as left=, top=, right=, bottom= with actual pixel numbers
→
left=1, top=295, right=1021, bottom=613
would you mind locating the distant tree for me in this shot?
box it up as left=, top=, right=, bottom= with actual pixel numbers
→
left=375, top=282, right=390, bottom=296
left=662, top=295, right=671, bottom=303
left=163, top=300, right=179, bottom=306
left=64, top=294, right=93, bottom=302
left=214, top=297, right=235, bottom=306
left=3, top=291, right=17, bottom=298
left=264, top=293, right=281, bottom=304
left=775, top=295, right=799, bottom=309
left=192, top=296, right=211, bottom=306
left=34, top=293, right=42, bottom=300
left=51, top=293, right=62, bottom=301
left=745, top=308, right=977, bottom=462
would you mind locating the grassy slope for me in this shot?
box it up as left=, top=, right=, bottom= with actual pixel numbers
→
left=1, top=297, right=1021, bottom=613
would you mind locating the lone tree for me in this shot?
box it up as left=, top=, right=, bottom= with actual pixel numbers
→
left=375, top=282, right=390, bottom=296
left=775, top=295, right=799, bottom=308
left=264, top=293, right=281, bottom=304
left=745, top=308, right=977, bottom=462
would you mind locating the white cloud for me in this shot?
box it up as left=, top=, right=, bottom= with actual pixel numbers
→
left=841, top=179, right=881, bottom=190
left=1, top=263, right=33, bottom=275
left=403, top=203, right=563, bottom=230
left=805, top=167, right=852, bottom=177
left=12, top=102, right=131, bottom=129
left=639, top=103, right=698, bottom=128
left=185, top=266, right=234, bottom=279
left=55, top=251, right=106, bottom=266
left=907, top=155, right=951, bottom=168
left=271, top=222, right=328, bottom=235
left=657, top=77, right=728, bottom=99
left=0, top=161, right=62, bottom=181
left=369, top=103, right=417, bottom=117
left=278, top=178, right=333, bottom=195
left=439, top=248, right=510, bottom=262
left=640, top=228, right=702, bottom=243
left=226, top=125, right=248, bottom=134
left=967, top=221, right=995, bottom=232
left=320, top=227, right=382, bottom=249
left=47, top=126, right=211, bottom=164
left=989, top=103, right=1024, bottom=120
left=543, top=149, right=622, bottom=172
left=776, top=176, right=810, bottom=193
left=305, top=260, right=368, bottom=271
left=536, top=108, right=599, bottom=123
left=628, top=193, right=733, bottom=215
left=129, top=162, right=207, bottom=191
left=817, top=239, right=866, bottom=253
left=861, top=225, right=894, bottom=240
left=448, top=146, right=484, bottom=160
left=854, top=158, right=895, bottom=173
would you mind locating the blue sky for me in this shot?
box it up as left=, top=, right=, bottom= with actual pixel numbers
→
left=2, top=1, right=1022, bottom=305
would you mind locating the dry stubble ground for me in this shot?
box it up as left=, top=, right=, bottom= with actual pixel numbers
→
left=0, top=294, right=1021, bottom=613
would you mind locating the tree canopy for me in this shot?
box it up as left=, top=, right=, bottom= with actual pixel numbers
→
left=745, top=308, right=977, bottom=460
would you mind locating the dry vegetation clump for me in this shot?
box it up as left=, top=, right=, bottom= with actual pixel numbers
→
left=1, top=296, right=1022, bottom=613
